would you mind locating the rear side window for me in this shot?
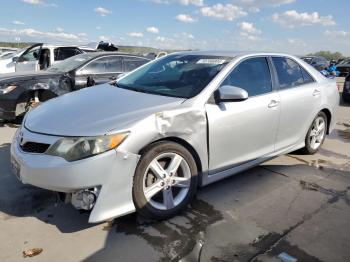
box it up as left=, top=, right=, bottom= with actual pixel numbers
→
left=107, top=56, right=122, bottom=72
left=54, top=48, right=82, bottom=61
left=300, top=67, right=315, bottom=84
left=221, top=57, right=272, bottom=97
left=123, top=57, right=148, bottom=72
left=272, top=57, right=304, bottom=90
left=80, top=57, right=109, bottom=74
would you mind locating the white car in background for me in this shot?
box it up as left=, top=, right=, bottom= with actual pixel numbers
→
left=0, top=43, right=83, bottom=74
left=0, top=51, right=17, bottom=60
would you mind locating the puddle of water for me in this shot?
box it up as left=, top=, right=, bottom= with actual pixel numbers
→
left=113, top=199, right=223, bottom=261
left=265, top=239, right=323, bottom=262
left=328, top=129, right=350, bottom=143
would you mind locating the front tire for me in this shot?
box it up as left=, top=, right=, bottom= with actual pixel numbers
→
left=133, top=141, right=198, bottom=220
left=301, top=112, right=327, bottom=154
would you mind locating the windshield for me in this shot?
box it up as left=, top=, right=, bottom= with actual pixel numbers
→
left=47, top=54, right=95, bottom=72
left=117, top=54, right=232, bottom=98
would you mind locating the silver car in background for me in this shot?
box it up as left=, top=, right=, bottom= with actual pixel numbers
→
left=11, top=51, right=339, bottom=223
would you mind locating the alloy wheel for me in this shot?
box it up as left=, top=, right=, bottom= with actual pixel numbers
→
left=309, top=116, right=326, bottom=150
left=142, top=152, right=192, bottom=210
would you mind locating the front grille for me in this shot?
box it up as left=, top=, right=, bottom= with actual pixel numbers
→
left=20, top=142, right=50, bottom=154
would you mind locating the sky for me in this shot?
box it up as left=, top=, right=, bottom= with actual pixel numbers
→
left=0, top=0, right=349, bottom=55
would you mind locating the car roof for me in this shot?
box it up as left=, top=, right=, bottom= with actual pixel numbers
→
left=171, top=50, right=300, bottom=59
left=77, top=51, right=151, bottom=59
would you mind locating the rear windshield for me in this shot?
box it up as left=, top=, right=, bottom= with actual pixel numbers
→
left=301, top=57, right=313, bottom=63
left=117, top=54, right=232, bottom=98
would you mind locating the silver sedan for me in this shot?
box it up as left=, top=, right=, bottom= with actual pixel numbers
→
left=11, top=51, right=339, bottom=223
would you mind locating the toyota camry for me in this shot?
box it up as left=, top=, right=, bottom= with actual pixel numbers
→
left=11, top=51, right=339, bottom=223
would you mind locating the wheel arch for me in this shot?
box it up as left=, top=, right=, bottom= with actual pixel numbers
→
left=138, top=136, right=203, bottom=186
left=320, top=108, right=332, bottom=134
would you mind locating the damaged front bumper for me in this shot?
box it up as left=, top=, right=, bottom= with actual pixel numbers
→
left=10, top=128, right=140, bottom=223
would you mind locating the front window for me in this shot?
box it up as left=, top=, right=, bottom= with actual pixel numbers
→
left=117, top=54, right=232, bottom=98
left=220, top=57, right=272, bottom=97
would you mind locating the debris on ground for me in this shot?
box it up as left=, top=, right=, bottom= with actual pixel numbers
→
left=278, top=252, right=297, bottom=262
left=22, top=248, right=43, bottom=258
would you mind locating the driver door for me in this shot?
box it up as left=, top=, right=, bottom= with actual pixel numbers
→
left=15, top=43, right=43, bottom=72
left=205, top=57, right=280, bottom=172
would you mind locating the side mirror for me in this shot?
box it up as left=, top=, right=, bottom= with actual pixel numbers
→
left=12, top=57, right=19, bottom=63
left=215, top=85, right=248, bottom=103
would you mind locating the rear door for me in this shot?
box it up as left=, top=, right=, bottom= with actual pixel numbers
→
left=271, top=57, right=321, bottom=151
left=205, top=57, right=280, bottom=172
left=15, top=43, right=42, bottom=72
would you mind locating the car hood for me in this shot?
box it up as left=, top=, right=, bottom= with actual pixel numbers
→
left=25, top=84, right=186, bottom=136
left=0, top=70, right=63, bottom=83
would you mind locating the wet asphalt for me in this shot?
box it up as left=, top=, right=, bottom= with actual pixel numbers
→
left=0, top=79, right=349, bottom=262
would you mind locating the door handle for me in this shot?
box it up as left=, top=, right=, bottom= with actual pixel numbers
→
left=268, top=100, right=279, bottom=108
left=312, top=89, right=321, bottom=96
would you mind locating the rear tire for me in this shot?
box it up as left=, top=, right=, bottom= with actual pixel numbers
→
left=300, top=112, right=327, bottom=155
left=132, top=141, right=198, bottom=220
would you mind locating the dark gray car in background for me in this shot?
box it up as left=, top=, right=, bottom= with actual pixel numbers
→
left=301, top=56, right=329, bottom=71
left=0, top=52, right=150, bottom=120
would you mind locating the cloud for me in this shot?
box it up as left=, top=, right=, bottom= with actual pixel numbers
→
left=200, top=4, right=247, bottom=21
left=128, top=32, right=144, bottom=37
left=99, top=35, right=111, bottom=41
left=21, top=0, right=57, bottom=7
left=324, top=30, right=349, bottom=38
left=272, top=10, right=336, bottom=28
left=148, top=0, right=203, bottom=6
left=94, top=7, right=111, bottom=16
left=12, top=20, right=26, bottom=25
left=0, top=27, right=84, bottom=42
left=238, top=22, right=261, bottom=34
left=287, top=38, right=306, bottom=46
left=231, top=0, right=295, bottom=12
left=55, top=27, right=64, bottom=32
left=175, top=14, right=197, bottom=23
left=146, top=26, right=159, bottom=34
left=178, top=0, right=203, bottom=5
left=22, top=0, right=41, bottom=4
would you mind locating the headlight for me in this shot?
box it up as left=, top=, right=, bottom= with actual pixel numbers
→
left=46, top=133, right=129, bottom=162
left=0, top=85, right=17, bottom=95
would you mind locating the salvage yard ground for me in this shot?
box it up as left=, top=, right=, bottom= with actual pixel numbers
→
left=0, top=78, right=349, bottom=262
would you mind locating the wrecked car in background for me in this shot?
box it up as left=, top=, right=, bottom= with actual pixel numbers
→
left=300, top=56, right=329, bottom=71
left=0, top=52, right=150, bottom=120
left=79, top=41, right=119, bottom=52
left=337, top=58, right=350, bottom=77
left=0, top=43, right=83, bottom=74
left=11, top=51, right=339, bottom=223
